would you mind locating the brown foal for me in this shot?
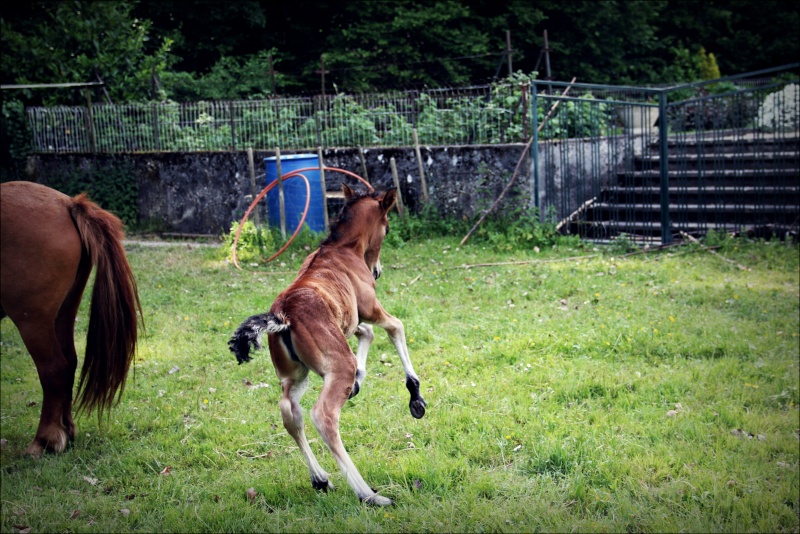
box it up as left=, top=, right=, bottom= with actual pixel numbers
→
left=229, top=184, right=425, bottom=506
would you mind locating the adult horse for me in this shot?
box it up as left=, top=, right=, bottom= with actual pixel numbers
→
left=229, top=184, right=426, bottom=506
left=0, top=181, right=142, bottom=458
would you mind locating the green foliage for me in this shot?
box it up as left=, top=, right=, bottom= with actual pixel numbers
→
left=663, top=46, right=725, bottom=88
left=538, top=92, right=612, bottom=140
left=221, top=220, right=325, bottom=265
left=160, top=50, right=280, bottom=101
left=475, top=206, right=560, bottom=251
left=0, top=98, right=29, bottom=182
left=1, top=1, right=173, bottom=105
left=315, top=94, right=380, bottom=147
left=44, top=161, right=139, bottom=226
left=385, top=204, right=471, bottom=247
left=222, top=220, right=275, bottom=264
left=384, top=199, right=560, bottom=252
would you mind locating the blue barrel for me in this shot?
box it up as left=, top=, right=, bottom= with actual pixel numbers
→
left=264, top=154, right=325, bottom=233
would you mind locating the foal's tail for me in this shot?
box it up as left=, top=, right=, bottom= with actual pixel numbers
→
left=228, top=312, right=289, bottom=364
left=70, top=194, right=143, bottom=417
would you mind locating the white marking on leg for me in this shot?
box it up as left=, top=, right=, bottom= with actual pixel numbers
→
left=377, top=315, right=418, bottom=382
left=279, top=374, right=333, bottom=490
left=311, top=375, right=393, bottom=506
left=353, top=323, right=374, bottom=391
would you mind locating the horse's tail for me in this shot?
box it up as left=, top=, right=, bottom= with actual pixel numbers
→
left=69, top=194, right=143, bottom=417
left=228, top=312, right=289, bottom=364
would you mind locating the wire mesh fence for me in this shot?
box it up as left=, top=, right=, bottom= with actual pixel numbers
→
left=25, top=82, right=537, bottom=153
left=22, top=66, right=799, bottom=243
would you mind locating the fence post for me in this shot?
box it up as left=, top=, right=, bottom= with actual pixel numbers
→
left=247, top=147, right=260, bottom=227
left=152, top=103, right=160, bottom=151
left=531, top=83, right=540, bottom=219
left=84, top=89, right=96, bottom=154
left=390, top=157, right=405, bottom=218
left=229, top=101, right=236, bottom=151
left=313, top=96, right=323, bottom=148
left=317, top=146, right=330, bottom=232
left=657, top=90, right=673, bottom=244
left=275, top=147, right=287, bottom=240
left=413, top=128, right=429, bottom=203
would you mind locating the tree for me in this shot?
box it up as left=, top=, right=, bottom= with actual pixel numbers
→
left=1, top=1, right=172, bottom=105
left=320, top=0, right=546, bottom=92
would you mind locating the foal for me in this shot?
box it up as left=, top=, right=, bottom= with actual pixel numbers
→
left=229, top=185, right=426, bottom=506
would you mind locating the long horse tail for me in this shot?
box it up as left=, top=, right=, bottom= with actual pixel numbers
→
left=69, top=194, right=143, bottom=417
left=229, top=312, right=290, bottom=364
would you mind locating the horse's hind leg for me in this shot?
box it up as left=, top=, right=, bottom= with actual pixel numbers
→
left=349, top=324, right=374, bottom=399
left=54, top=258, right=91, bottom=442
left=275, top=362, right=335, bottom=492
left=15, top=321, right=73, bottom=458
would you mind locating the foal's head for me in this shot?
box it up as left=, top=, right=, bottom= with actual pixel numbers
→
left=324, top=184, right=397, bottom=279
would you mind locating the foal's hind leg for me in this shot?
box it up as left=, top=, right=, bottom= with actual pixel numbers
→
left=278, top=369, right=335, bottom=492
left=288, top=323, right=392, bottom=505
left=312, top=369, right=393, bottom=506
left=349, top=324, right=374, bottom=399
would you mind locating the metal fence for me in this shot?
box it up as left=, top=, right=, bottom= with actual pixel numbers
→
left=534, top=64, right=800, bottom=244
left=24, top=65, right=799, bottom=243
left=26, top=83, right=535, bottom=153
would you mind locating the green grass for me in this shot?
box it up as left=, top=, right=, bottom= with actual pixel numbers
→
left=2, top=235, right=799, bottom=532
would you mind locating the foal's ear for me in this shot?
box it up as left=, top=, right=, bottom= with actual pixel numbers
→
left=342, top=183, right=355, bottom=201
left=380, top=187, right=397, bottom=212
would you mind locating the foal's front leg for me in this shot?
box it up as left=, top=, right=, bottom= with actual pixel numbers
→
left=372, top=310, right=426, bottom=419
left=349, top=323, right=374, bottom=399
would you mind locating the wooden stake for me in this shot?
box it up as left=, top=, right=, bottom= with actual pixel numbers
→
left=275, top=147, right=286, bottom=240
left=247, top=147, right=260, bottom=226
left=389, top=157, right=405, bottom=218
left=318, top=146, right=330, bottom=232
left=460, top=77, right=577, bottom=246
left=680, top=231, right=750, bottom=271
left=413, top=129, right=429, bottom=203
left=358, top=147, right=370, bottom=184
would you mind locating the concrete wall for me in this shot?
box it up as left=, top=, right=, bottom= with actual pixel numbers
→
left=23, top=137, right=644, bottom=234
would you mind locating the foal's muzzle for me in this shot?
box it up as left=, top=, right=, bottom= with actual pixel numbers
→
left=372, top=260, right=382, bottom=280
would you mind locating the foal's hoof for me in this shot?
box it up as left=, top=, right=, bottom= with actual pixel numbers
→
left=363, top=494, right=394, bottom=506
left=311, top=476, right=335, bottom=492
left=409, top=397, right=426, bottom=419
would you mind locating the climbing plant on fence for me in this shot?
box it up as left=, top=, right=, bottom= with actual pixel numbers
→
left=19, top=68, right=797, bottom=155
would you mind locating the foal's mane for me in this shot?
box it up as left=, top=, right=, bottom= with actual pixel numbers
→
left=321, top=189, right=383, bottom=247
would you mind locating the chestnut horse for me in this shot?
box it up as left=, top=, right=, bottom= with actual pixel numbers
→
left=0, top=181, right=142, bottom=458
left=229, top=184, right=426, bottom=506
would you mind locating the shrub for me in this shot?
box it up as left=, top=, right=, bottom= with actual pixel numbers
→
left=757, top=83, right=799, bottom=132
left=222, top=220, right=274, bottom=263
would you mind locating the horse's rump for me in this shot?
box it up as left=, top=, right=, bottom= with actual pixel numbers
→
left=0, top=181, right=142, bottom=456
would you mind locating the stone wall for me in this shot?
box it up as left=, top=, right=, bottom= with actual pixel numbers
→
left=23, top=137, right=642, bottom=234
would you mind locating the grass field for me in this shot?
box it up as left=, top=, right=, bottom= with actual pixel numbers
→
left=1, top=233, right=798, bottom=532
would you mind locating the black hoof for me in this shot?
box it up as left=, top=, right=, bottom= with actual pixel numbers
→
left=311, top=476, right=331, bottom=492
left=409, top=397, right=426, bottom=419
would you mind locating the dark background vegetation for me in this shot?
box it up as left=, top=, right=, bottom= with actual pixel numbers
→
left=2, top=0, right=798, bottom=106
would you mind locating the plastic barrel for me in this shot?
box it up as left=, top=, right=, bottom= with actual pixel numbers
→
left=264, top=154, right=325, bottom=233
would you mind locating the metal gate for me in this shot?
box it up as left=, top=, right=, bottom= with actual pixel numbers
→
left=532, top=64, right=800, bottom=244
